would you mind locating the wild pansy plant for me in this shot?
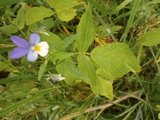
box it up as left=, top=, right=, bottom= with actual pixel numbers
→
left=10, top=33, right=49, bottom=62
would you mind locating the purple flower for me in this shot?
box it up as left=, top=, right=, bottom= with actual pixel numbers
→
left=10, top=33, right=49, bottom=62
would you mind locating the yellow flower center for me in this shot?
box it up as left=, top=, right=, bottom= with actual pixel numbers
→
left=33, top=45, right=41, bottom=52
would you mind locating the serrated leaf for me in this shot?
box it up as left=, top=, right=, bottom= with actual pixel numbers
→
left=138, top=28, right=160, bottom=46
left=75, top=5, right=95, bottom=52
left=26, top=7, right=53, bottom=25
left=77, top=54, right=96, bottom=85
left=46, top=0, right=80, bottom=21
left=91, top=76, right=113, bottom=100
left=56, top=59, right=82, bottom=84
left=91, top=43, right=141, bottom=80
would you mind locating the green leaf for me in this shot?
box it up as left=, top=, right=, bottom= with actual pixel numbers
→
left=26, top=7, right=53, bottom=25
left=0, top=62, right=10, bottom=71
left=56, top=59, right=82, bottom=84
left=40, top=18, right=55, bottom=30
left=77, top=54, right=96, bottom=85
left=38, top=60, right=48, bottom=81
left=40, top=32, right=65, bottom=52
left=91, top=76, right=113, bottom=100
left=0, top=25, right=18, bottom=35
left=0, top=0, right=17, bottom=8
left=75, top=5, right=95, bottom=52
left=13, top=2, right=27, bottom=30
left=54, top=52, right=74, bottom=61
left=63, top=34, right=77, bottom=48
left=91, top=43, right=141, bottom=80
left=138, top=28, right=160, bottom=46
left=46, top=0, right=80, bottom=21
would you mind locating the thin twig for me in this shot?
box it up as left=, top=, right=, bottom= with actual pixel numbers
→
left=60, top=91, right=139, bottom=120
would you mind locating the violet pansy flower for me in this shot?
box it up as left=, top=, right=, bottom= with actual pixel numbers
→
left=10, top=33, right=49, bottom=62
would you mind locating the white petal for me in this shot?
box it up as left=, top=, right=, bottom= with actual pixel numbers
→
left=27, top=50, right=38, bottom=62
left=59, top=76, right=65, bottom=81
left=36, top=41, right=49, bottom=57
left=52, top=74, right=65, bottom=81
left=58, top=74, right=65, bottom=81
left=37, top=41, right=49, bottom=49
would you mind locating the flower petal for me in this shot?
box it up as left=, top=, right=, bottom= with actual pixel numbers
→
left=29, top=33, right=40, bottom=46
left=11, top=36, right=29, bottom=48
left=36, top=41, right=49, bottom=57
left=10, top=47, right=29, bottom=59
left=27, top=50, right=38, bottom=62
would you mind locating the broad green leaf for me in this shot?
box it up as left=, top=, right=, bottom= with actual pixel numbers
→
left=0, top=25, right=18, bottom=35
left=91, top=76, right=113, bottom=100
left=46, top=0, right=80, bottom=21
left=138, top=28, right=160, bottom=46
left=28, top=18, right=55, bottom=32
left=91, top=43, right=141, bottom=80
left=40, top=18, right=55, bottom=30
left=75, top=5, right=95, bottom=52
left=54, top=52, right=73, bottom=61
left=38, top=60, right=48, bottom=81
left=56, top=8, right=76, bottom=21
left=40, top=32, right=65, bottom=52
left=26, top=7, right=53, bottom=25
left=56, top=59, right=82, bottom=84
left=77, top=54, right=96, bottom=85
left=63, top=34, right=77, bottom=48
left=13, top=2, right=27, bottom=30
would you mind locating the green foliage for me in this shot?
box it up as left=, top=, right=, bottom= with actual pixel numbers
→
left=0, top=62, right=10, bottom=71
left=46, top=0, right=80, bottom=21
left=38, top=59, right=48, bottom=80
left=26, top=6, right=54, bottom=25
left=91, top=43, right=141, bottom=80
left=0, top=87, right=56, bottom=117
left=0, top=25, right=18, bottom=35
left=76, top=5, right=95, bottom=52
left=13, top=2, right=27, bottom=30
left=0, top=0, right=17, bottom=8
left=0, top=0, right=160, bottom=119
left=56, top=59, right=82, bottom=84
left=91, top=76, right=113, bottom=99
left=77, top=54, right=96, bottom=85
left=138, top=28, right=160, bottom=46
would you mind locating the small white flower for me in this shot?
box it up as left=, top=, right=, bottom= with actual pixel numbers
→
left=51, top=74, right=65, bottom=81
left=38, top=26, right=50, bottom=36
